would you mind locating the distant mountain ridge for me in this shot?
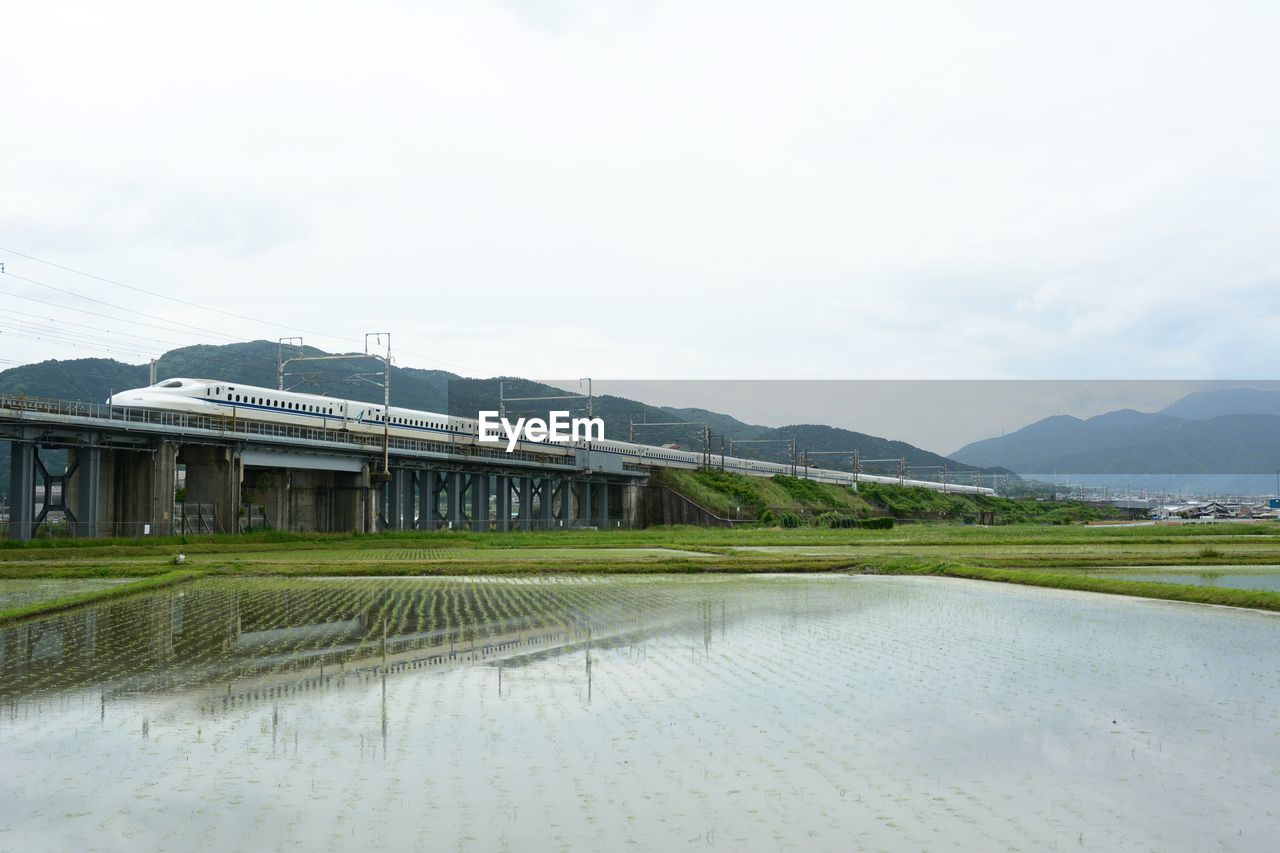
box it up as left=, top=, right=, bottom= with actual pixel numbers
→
left=1158, top=387, right=1280, bottom=420
left=952, top=387, right=1280, bottom=476
left=1, top=341, right=999, bottom=486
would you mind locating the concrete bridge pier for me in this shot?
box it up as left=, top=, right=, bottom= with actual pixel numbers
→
left=595, top=481, right=611, bottom=528
left=422, top=470, right=445, bottom=530
left=472, top=473, right=491, bottom=531
left=494, top=474, right=511, bottom=532
left=7, top=439, right=36, bottom=539
left=8, top=435, right=179, bottom=540
left=578, top=481, right=594, bottom=527
left=179, top=445, right=240, bottom=534
left=382, top=468, right=418, bottom=531
left=562, top=479, right=578, bottom=524
left=517, top=476, right=533, bottom=531
left=242, top=463, right=373, bottom=534
left=344, top=463, right=373, bottom=534
left=446, top=471, right=465, bottom=529
left=66, top=444, right=102, bottom=537
left=104, top=441, right=177, bottom=537
left=539, top=477, right=554, bottom=529
left=622, top=481, right=642, bottom=528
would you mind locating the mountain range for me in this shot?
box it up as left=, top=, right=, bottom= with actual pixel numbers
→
left=952, top=387, right=1280, bottom=490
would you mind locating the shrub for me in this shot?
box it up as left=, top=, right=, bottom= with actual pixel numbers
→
left=780, top=511, right=804, bottom=529
left=773, top=475, right=845, bottom=509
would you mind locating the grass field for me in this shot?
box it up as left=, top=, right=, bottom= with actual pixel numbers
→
left=3, top=521, right=1280, bottom=623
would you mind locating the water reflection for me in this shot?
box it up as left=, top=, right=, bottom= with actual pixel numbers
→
left=1093, top=566, right=1280, bottom=592
left=0, top=577, right=753, bottom=707
left=2, top=575, right=1278, bottom=851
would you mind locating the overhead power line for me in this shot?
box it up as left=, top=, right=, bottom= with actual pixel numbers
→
left=0, top=282, right=242, bottom=343
left=2, top=270, right=243, bottom=343
left=0, top=305, right=189, bottom=349
left=0, top=244, right=335, bottom=338
left=0, top=247, right=484, bottom=374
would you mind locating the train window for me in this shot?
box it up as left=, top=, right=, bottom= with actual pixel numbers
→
left=161, top=380, right=183, bottom=388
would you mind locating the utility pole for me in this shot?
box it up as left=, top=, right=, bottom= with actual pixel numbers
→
left=276, top=337, right=304, bottom=390
left=805, top=450, right=864, bottom=486
left=149, top=359, right=157, bottom=386
left=727, top=438, right=797, bottom=474
left=272, top=333, right=392, bottom=477
left=632, top=420, right=708, bottom=457
left=501, top=379, right=592, bottom=424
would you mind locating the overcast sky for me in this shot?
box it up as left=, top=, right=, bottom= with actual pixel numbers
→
left=3, top=2, right=1279, bottom=442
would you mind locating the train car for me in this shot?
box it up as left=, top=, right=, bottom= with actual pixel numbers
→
left=108, top=379, right=994, bottom=495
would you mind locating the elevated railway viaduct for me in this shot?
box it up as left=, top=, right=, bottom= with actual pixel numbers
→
left=2, top=394, right=648, bottom=539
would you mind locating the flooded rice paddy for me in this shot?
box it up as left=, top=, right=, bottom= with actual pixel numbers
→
left=0, top=578, right=135, bottom=610
left=1091, top=566, right=1280, bottom=593
left=2, top=574, right=1278, bottom=851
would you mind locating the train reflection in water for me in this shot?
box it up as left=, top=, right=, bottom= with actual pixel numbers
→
left=0, top=577, right=749, bottom=708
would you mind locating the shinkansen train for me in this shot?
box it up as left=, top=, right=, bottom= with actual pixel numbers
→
left=108, top=378, right=994, bottom=494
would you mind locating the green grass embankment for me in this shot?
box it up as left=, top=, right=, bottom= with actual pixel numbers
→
left=0, top=569, right=203, bottom=626
left=2, top=523, right=1278, bottom=618
left=878, top=558, right=1280, bottom=612
left=657, top=468, right=1123, bottom=524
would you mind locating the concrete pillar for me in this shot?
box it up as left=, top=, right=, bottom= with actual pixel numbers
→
left=578, top=480, right=593, bottom=527
left=246, top=468, right=288, bottom=531
left=108, top=443, right=177, bottom=537
left=154, top=441, right=178, bottom=536
left=180, top=445, right=238, bottom=534
left=622, top=481, right=642, bottom=529
left=386, top=468, right=405, bottom=530
left=472, top=473, right=490, bottom=531
left=539, top=477, right=554, bottom=530
left=67, top=445, right=101, bottom=538
left=563, top=479, right=577, bottom=525
left=424, top=470, right=444, bottom=529
left=494, top=474, right=510, bottom=532
left=403, top=470, right=417, bottom=530
left=8, top=440, right=35, bottom=541
left=595, top=481, right=610, bottom=528
left=447, top=471, right=464, bottom=528
left=285, top=470, right=317, bottom=532
left=517, top=476, right=533, bottom=531
left=327, top=466, right=369, bottom=534
left=363, top=463, right=376, bottom=534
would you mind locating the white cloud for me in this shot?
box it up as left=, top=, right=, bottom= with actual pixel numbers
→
left=1, top=0, right=1278, bottom=384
